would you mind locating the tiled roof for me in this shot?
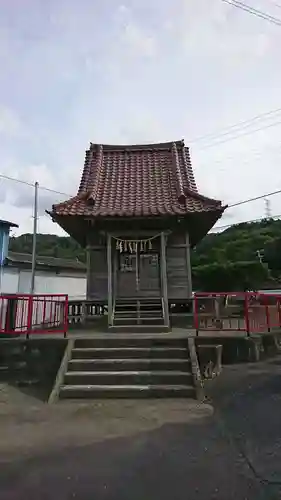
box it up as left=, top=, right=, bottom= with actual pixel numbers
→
left=7, top=252, right=86, bottom=271
left=51, top=140, right=225, bottom=218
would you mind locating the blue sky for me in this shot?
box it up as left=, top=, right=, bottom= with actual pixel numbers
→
left=1, top=0, right=281, bottom=236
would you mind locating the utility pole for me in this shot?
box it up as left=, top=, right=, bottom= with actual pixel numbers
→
left=264, top=198, right=272, bottom=219
left=30, top=181, right=39, bottom=294
left=0, top=232, right=6, bottom=294
left=256, top=249, right=264, bottom=264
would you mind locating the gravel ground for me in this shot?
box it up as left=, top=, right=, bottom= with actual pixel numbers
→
left=0, top=355, right=280, bottom=499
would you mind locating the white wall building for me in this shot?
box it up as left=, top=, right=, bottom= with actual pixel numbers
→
left=1, top=252, right=87, bottom=299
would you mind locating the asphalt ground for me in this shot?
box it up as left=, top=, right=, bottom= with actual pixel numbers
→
left=0, top=355, right=280, bottom=499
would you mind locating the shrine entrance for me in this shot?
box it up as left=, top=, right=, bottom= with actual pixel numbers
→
left=110, top=233, right=168, bottom=329
left=115, top=250, right=161, bottom=299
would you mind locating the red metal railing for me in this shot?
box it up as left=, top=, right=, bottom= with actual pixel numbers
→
left=194, top=291, right=281, bottom=335
left=0, top=294, right=68, bottom=337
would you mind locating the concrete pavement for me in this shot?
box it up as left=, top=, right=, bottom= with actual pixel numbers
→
left=0, top=356, right=280, bottom=499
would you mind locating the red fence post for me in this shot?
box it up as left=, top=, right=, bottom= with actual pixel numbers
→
left=0, top=294, right=69, bottom=337
left=64, top=295, right=68, bottom=338
left=278, top=298, right=281, bottom=329
left=264, top=294, right=270, bottom=333
left=244, top=292, right=250, bottom=337
left=26, top=295, right=33, bottom=339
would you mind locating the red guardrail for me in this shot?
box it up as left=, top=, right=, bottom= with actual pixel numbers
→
left=194, top=291, right=281, bottom=335
left=0, top=294, right=68, bottom=337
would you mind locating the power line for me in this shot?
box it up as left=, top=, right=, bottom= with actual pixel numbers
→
left=228, top=188, right=281, bottom=208
left=1, top=170, right=281, bottom=213
left=0, top=173, right=73, bottom=198
left=194, top=119, right=281, bottom=150
left=1, top=104, right=281, bottom=196
left=221, top=0, right=281, bottom=26
left=189, top=106, right=281, bottom=144
left=267, top=0, right=281, bottom=9
left=197, top=142, right=281, bottom=171
left=197, top=154, right=278, bottom=180
left=212, top=212, right=281, bottom=231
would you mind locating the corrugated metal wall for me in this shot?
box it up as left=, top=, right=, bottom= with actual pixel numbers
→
left=1, top=267, right=87, bottom=299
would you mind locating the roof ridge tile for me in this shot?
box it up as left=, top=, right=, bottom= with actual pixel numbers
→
left=49, top=140, right=226, bottom=228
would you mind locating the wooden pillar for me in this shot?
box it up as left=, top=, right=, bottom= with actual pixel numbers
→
left=86, top=246, right=91, bottom=300
left=113, top=248, right=118, bottom=300
left=160, top=231, right=170, bottom=328
left=107, top=233, right=113, bottom=326
left=186, top=231, right=193, bottom=298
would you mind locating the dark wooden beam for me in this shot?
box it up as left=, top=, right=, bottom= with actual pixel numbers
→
left=113, top=248, right=118, bottom=299
left=185, top=231, right=193, bottom=298
left=107, top=233, right=113, bottom=326
left=102, top=230, right=169, bottom=237
left=160, top=231, right=170, bottom=328
left=86, top=248, right=91, bottom=300
left=86, top=245, right=105, bottom=250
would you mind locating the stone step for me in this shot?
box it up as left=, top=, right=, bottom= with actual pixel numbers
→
left=115, top=299, right=162, bottom=304
left=115, top=304, right=162, bottom=309
left=71, top=347, right=189, bottom=359
left=114, top=308, right=162, bottom=314
left=64, top=370, right=193, bottom=385
left=108, top=325, right=169, bottom=334
left=53, top=338, right=202, bottom=401
left=74, top=337, right=188, bottom=348
left=114, top=311, right=163, bottom=316
left=114, top=312, right=163, bottom=318
left=60, top=384, right=195, bottom=399
left=115, top=304, right=162, bottom=308
left=68, top=358, right=191, bottom=372
left=113, top=317, right=164, bottom=323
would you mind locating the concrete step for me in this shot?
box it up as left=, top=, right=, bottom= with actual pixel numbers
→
left=108, top=325, right=169, bottom=333
left=115, top=306, right=162, bottom=310
left=115, top=299, right=162, bottom=304
left=114, top=311, right=163, bottom=317
left=115, top=303, right=162, bottom=307
left=68, top=358, right=191, bottom=372
left=113, top=317, right=164, bottom=323
left=74, top=337, right=189, bottom=348
left=114, top=312, right=163, bottom=317
left=71, top=347, right=189, bottom=359
left=64, top=370, right=193, bottom=385
left=59, top=384, right=195, bottom=399
left=54, top=338, right=200, bottom=401
left=114, top=307, right=162, bottom=313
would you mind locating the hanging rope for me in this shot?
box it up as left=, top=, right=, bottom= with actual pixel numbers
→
left=112, top=233, right=162, bottom=253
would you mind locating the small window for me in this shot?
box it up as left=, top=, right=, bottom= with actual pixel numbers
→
left=150, top=254, right=159, bottom=266
left=140, top=254, right=159, bottom=266
left=120, top=255, right=135, bottom=272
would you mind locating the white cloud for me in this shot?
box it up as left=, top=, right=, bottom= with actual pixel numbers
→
left=177, top=0, right=272, bottom=63
left=0, top=0, right=281, bottom=237
left=122, top=22, right=157, bottom=57
left=0, top=106, right=23, bottom=136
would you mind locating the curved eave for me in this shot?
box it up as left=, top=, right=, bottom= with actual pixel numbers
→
left=46, top=204, right=226, bottom=248
left=90, top=140, right=185, bottom=151
left=46, top=210, right=89, bottom=247
left=187, top=205, right=227, bottom=246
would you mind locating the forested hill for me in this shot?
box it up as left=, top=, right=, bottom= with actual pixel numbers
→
left=9, top=233, right=86, bottom=264
left=9, top=218, right=281, bottom=291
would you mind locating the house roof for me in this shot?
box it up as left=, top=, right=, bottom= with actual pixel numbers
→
left=0, top=219, right=19, bottom=229
left=49, top=140, right=226, bottom=219
left=6, top=252, right=86, bottom=271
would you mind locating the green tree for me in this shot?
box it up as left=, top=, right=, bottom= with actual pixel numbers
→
left=8, top=218, right=281, bottom=290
